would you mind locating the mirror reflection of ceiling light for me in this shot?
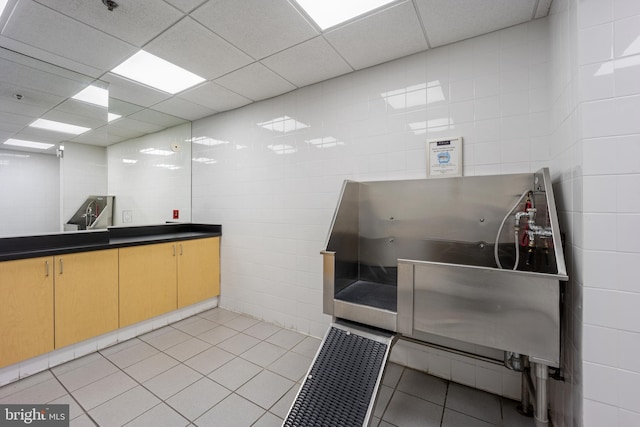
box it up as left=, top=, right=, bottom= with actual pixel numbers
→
left=258, top=116, right=309, bottom=133
left=306, top=136, right=344, bottom=148
left=268, top=144, right=297, bottom=154
left=189, top=136, right=229, bottom=146
left=122, top=158, right=137, bottom=164
left=140, top=148, right=174, bottom=156
left=29, top=118, right=91, bottom=135
left=155, top=163, right=181, bottom=170
left=295, top=0, right=396, bottom=30
left=72, top=85, right=108, bottom=107
left=594, top=55, right=640, bottom=76
left=112, top=50, right=205, bottom=94
left=3, top=138, right=55, bottom=150
left=0, top=1, right=9, bottom=18
left=108, top=113, right=122, bottom=122
left=192, top=157, right=217, bottom=164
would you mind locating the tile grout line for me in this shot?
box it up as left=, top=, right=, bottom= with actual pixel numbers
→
left=439, top=380, right=450, bottom=427
left=49, top=368, right=99, bottom=426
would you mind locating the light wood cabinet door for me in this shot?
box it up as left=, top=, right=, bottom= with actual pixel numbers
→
left=119, top=242, right=177, bottom=327
left=177, top=237, right=220, bottom=308
left=0, top=257, right=54, bottom=368
left=54, top=249, right=119, bottom=349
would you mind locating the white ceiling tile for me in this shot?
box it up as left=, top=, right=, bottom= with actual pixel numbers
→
left=145, top=17, right=252, bottom=80
left=164, top=0, right=208, bottom=14
left=0, top=97, right=49, bottom=119
left=104, top=124, right=147, bottom=141
left=150, top=97, right=217, bottom=121
left=0, top=82, right=63, bottom=116
left=0, top=111, right=33, bottom=131
left=102, top=73, right=172, bottom=108
left=536, top=0, right=553, bottom=18
left=52, top=99, right=108, bottom=124
left=107, top=117, right=164, bottom=135
left=10, top=127, right=69, bottom=144
left=179, top=81, right=252, bottom=111
left=415, top=0, right=536, bottom=47
left=324, top=1, right=428, bottom=70
left=41, top=108, right=106, bottom=130
left=108, top=99, right=145, bottom=117
left=127, top=109, right=188, bottom=128
left=261, top=36, right=353, bottom=87
left=2, top=1, right=136, bottom=72
left=191, top=0, right=319, bottom=59
left=70, top=126, right=110, bottom=146
left=214, top=63, right=296, bottom=101
left=34, top=0, right=184, bottom=47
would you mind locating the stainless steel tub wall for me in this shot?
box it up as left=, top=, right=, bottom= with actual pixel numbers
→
left=398, top=260, right=561, bottom=366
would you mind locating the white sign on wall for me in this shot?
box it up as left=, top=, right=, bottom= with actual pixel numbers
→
left=427, top=137, right=463, bottom=178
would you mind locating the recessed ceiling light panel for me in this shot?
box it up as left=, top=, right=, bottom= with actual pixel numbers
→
left=295, top=0, right=396, bottom=30
left=112, top=50, right=206, bottom=94
left=29, top=118, right=91, bottom=135
left=3, top=138, right=55, bottom=150
left=72, top=85, right=109, bottom=107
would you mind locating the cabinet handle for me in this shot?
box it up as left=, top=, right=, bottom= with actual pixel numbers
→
left=172, top=245, right=176, bottom=256
left=180, top=244, right=183, bottom=256
left=45, top=260, right=49, bottom=277
left=59, top=258, right=63, bottom=274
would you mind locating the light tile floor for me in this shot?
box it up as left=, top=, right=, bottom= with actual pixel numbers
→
left=0, top=308, right=535, bottom=427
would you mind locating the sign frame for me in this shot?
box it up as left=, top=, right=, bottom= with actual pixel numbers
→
left=427, top=137, right=463, bottom=178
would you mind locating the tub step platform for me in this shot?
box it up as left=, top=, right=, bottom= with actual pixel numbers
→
left=283, top=321, right=395, bottom=427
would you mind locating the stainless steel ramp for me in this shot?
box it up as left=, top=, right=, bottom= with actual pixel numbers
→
left=283, top=322, right=395, bottom=427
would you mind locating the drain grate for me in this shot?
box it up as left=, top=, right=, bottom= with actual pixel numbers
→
left=284, top=326, right=390, bottom=427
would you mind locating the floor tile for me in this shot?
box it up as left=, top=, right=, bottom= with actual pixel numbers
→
left=197, top=308, right=239, bottom=324
left=0, top=370, right=53, bottom=399
left=125, top=403, right=189, bottom=427
left=55, top=355, right=119, bottom=392
left=243, top=321, right=282, bottom=340
left=223, top=315, right=260, bottom=332
left=51, top=352, right=103, bottom=376
left=197, top=325, right=238, bottom=345
left=265, top=329, right=306, bottom=350
left=172, top=318, right=218, bottom=336
left=72, top=371, right=137, bottom=410
left=446, top=382, right=502, bottom=425
left=240, top=341, right=287, bottom=367
left=217, top=333, right=260, bottom=355
left=141, top=328, right=192, bottom=351
left=253, top=411, right=283, bottom=427
left=98, top=338, right=142, bottom=357
left=290, top=336, right=321, bottom=359
left=397, top=368, right=448, bottom=406
left=267, top=351, right=311, bottom=382
left=164, top=337, right=211, bottom=361
left=143, top=364, right=202, bottom=400
left=69, top=414, right=97, bottom=427
left=442, top=408, right=497, bottom=427
left=373, top=385, right=394, bottom=419
left=166, top=377, right=231, bottom=421
left=237, top=370, right=294, bottom=410
left=195, top=393, right=264, bottom=427
left=50, top=393, right=84, bottom=420
left=88, top=385, right=160, bottom=426
left=103, top=340, right=159, bottom=369
left=0, top=377, right=67, bottom=404
left=184, top=346, right=235, bottom=375
left=269, top=384, right=299, bottom=419
left=207, top=357, right=262, bottom=391
left=124, top=352, right=179, bottom=383
left=382, top=363, right=404, bottom=388
left=501, top=397, right=536, bottom=427
left=382, top=390, right=443, bottom=427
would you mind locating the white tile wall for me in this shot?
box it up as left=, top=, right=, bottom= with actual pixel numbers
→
left=61, top=142, right=107, bottom=225
left=107, top=123, right=192, bottom=226
left=553, top=0, right=640, bottom=424
left=192, top=19, right=552, bottom=399
left=0, top=148, right=60, bottom=236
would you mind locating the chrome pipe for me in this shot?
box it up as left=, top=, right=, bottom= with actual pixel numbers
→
left=534, top=363, right=549, bottom=426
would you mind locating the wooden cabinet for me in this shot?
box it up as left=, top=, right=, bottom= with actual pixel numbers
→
left=177, top=237, right=220, bottom=308
left=119, top=237, right=221, bottom=326
left=54, top=249, right=119, bottom=349
left=0, top=257, right=54, bottom=368
left=119, top=242, right=178, bottom=327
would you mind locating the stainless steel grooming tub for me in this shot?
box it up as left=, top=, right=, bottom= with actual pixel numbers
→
left=322, top=168, right=568, bottom=368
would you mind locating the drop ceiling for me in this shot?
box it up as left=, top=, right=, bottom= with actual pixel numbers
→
left=0, top=0, right=552, bottom=153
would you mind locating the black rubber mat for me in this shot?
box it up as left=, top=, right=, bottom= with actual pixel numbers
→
left=335, top=280, right=397, bottom=312
left=284, top=326, right=389, bottom=427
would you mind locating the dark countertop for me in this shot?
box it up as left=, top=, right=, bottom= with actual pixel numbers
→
left=0, top=223, right=221, bottom=262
